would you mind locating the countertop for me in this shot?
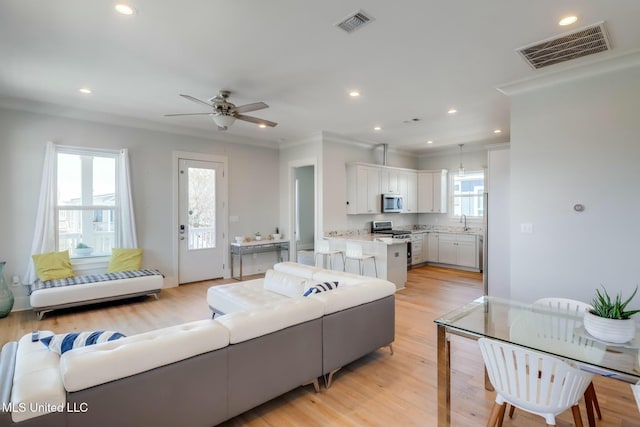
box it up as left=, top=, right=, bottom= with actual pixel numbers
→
left=409, top=227, right=483, bottom=236
left=327, top=235, right=408, bottom=245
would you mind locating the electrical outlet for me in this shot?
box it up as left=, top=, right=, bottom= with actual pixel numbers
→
left=12, top=275, right=20, bottom=286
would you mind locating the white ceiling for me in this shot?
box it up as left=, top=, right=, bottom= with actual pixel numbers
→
left=1, top=1, right=639, bottom=153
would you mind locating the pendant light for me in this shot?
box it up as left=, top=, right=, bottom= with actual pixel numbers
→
left=458, top=144, right=465, bottom=177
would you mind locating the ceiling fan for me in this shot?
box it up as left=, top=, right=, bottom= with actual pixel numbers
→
left=165, top=90, right=277, bottom=131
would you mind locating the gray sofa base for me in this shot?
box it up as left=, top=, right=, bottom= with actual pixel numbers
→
left=67, top=348, right=228, bottom=427
left=322, top=295, right=395, bottom=385
left=227, top=318, right=323, bottom=419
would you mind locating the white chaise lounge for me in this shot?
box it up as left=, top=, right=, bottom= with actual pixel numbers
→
left=28, top=269, right=163, bottom=319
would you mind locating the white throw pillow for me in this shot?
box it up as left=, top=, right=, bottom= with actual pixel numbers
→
left=263, top=269, right=307, bottom=298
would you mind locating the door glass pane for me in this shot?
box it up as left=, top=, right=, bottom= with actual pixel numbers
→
left=188, top=167, right=216, bottom=250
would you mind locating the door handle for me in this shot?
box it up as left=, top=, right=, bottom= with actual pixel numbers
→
left=179, top=225, right=185, bottom=234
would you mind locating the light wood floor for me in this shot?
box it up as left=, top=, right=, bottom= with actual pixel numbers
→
left=1, top=266, right=639, bottom=426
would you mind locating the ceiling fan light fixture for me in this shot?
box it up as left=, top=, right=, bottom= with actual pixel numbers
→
left=211, top=114, right=236, bottom=128
left=259, top=124, right=267, bottom=128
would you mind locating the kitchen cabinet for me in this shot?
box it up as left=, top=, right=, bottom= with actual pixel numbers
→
left=418, top=170, right=448, bottom=213
left=436, top=233, right=478, bottom=268
left=411, top=233, right=425, bottom=265
left=346, top=164, right=381, bottom=214
left=403, top=171, right=418, bottom=213
left=426, top=232, right=439, bottom=262
left=380, top=168, right=400, bottom=194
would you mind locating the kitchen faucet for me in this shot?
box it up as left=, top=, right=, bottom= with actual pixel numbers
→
left=461, top=214, right=469, bottom=231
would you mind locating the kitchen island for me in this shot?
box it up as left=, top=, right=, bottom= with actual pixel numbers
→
left=324, top=236, right=407, bottom=290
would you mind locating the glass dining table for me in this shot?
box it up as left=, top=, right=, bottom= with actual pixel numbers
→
left=434, top=296, right=640, bottom=427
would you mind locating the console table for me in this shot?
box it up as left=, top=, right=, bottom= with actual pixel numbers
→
left=230, top=240, right=290, bottom=280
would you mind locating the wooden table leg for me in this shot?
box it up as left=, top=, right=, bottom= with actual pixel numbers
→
left=437, top=324, right=451, bottom=427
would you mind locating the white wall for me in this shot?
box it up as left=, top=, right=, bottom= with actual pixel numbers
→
left=509, top=60, right=640, bottom=304
left=487, top=146, right=510, bottom=298
left=0, top=107, right=279, bottom=309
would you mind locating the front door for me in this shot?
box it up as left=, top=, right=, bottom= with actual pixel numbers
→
left=178, top=159, right=225, bottom=283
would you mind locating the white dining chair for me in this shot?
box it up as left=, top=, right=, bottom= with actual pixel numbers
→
left=631, top=382, right=640, bottom=412
left=314, top=239, right=344, bottom=270
left=478, top=337, right=593, bottom=427
left=531, top=298, right=602, bottom=427
left=344, top=242, right=377, bottom=277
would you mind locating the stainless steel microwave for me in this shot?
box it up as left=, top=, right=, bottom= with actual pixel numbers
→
left=381, top=194, right=403, bottom=213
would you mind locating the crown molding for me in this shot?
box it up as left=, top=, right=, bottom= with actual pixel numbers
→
left=0, top=96, right=279, bottom=150
left=497, top=49, right=640, bottom=96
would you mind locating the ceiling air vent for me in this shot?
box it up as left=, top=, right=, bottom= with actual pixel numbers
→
left=335, top=9, right=375, bottom=34
left=517, top=21, right=611, bottom=69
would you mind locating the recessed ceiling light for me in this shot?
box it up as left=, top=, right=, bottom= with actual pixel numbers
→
left=427, top=140, right=433, bottom=144
left=559, top=15, right=578, bottom=26
left=349, top=90, right=360, bottom=97
left=373, top=126, right=381, bottom=131
left=494, top=129, right=502, bottom=134
left=115, top=3, right=136, bottom=15
left=78, top=88, right=92, bottom=94
left=447, top=108, right=457, bottom=114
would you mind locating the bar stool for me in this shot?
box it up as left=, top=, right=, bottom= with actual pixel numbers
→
left=314, top=240, right=344, bottom=270
left=344, top=242, right=377, bottom=277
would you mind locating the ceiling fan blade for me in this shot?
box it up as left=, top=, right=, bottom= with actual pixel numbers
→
left=179, top=94, right=213, bottom=108
left=164, top=113, right=212, bottom=117
left=234, top=102, right=268, bottom=114
left=235, top=114, right=278, bottom=127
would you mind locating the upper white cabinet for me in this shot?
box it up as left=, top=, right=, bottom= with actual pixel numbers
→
left=346, top=164, right=381, bottom=214
left=380, top=169, right=400, bottom=194
left=403, top=171, right=418, bottom=213
left=346, top=163, right=428, bottom=215
left=418, top=170, right=448, bottom=213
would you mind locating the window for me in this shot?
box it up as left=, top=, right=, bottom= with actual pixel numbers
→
left=56, top=149, right=118, bottom=257
left=451, top=170, right=484, bottom=218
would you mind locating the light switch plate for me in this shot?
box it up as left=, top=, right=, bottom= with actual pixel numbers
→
left=520, top=223, right=533, bottom=234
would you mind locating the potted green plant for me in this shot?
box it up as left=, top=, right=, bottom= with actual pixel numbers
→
left=74, top=242, right=93, bottom=256
left=584, top=285, right=640, bottom=343
left=272, top=227, right=281, bottom=240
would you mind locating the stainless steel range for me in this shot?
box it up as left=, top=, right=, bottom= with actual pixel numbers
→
left=371, top=221, right=412, bottom=269
left=371, top=220, right=412, bottom=239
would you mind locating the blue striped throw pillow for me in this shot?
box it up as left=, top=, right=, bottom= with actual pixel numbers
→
left=40, top=331, right=126, bottom=355
left=303, top=281, right=339, bottom=297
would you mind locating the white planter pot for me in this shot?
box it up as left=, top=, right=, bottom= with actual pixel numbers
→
left=584, top=310, right=636, bottom=343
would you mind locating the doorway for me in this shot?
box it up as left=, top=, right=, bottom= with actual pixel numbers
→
left=290, top=161, right=317, bottom=265
left=177, top=157, right=226, bottom=283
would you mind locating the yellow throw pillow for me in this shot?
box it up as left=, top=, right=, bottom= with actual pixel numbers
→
left=32, top=251, right=75, bottom=282
left=107, top=248, right=143, bottom=273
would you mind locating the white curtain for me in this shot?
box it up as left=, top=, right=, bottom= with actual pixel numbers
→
left=25, top=144, right=138, bottom=283
left=117, top=148, right=138, bottom=248
left=24, top=142, right=57, bottom=284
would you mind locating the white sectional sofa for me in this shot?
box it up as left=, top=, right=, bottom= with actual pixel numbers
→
left=208, top=262, right=397, bottom=386
left=0, top=262, right=395, bottom=427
